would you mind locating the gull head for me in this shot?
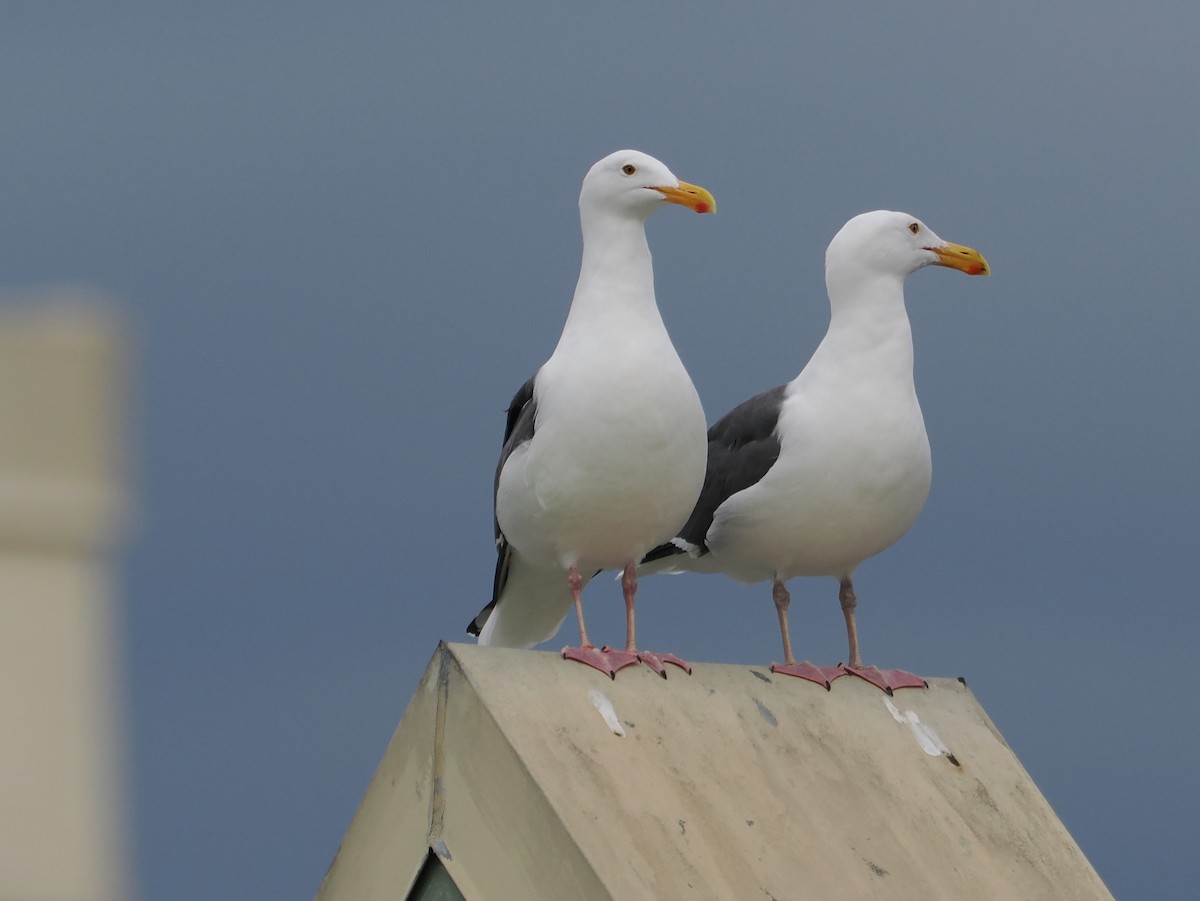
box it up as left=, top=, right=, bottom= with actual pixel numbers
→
left=827, top=210, right=990, bottom=282
left=579, top=150, right=716, bottom=222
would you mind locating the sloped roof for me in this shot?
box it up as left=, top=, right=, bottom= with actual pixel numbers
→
left=317, top=643, right=1111, bottom=900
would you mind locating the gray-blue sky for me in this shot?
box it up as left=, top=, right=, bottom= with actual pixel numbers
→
left=6, top=2, right=1198, bottom=898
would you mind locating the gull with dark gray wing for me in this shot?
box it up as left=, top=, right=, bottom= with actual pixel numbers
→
left=642, top=210, right=990, bottom=693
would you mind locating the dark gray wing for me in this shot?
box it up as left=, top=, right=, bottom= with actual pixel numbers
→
left=467, top=375, right=538, bottom=636
left=642, top=384, right=787, bottom=564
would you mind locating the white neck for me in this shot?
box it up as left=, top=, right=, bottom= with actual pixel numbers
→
left=561, top=213, right=661, bottom=337
left=810, top=268, right=915, bottom=384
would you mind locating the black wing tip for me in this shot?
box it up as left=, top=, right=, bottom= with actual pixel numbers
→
left=642, top=541, right=684, bottom=565
left=466, top=598, right=497, bottom=636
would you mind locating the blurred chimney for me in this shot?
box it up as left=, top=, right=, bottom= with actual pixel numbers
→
left=0, top=290, right=132, bottom=901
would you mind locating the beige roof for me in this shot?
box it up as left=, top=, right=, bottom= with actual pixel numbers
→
left=317, top=643, right=1111, bottom=900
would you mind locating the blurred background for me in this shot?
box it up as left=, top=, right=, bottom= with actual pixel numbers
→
left=3, top=2, right=1197, bottom=899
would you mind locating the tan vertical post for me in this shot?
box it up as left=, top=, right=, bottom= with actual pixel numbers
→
left=0, top=293, right=131, bottom=901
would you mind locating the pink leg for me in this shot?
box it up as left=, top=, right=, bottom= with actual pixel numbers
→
left=833, top=576, right=927, bottom=694
left=561, top=565, right=634, bottom=678
left=622, top=562, right=638, bottom=651
left=605, top=562, right=691, bottom=678
left=571, top=565, right=591, bottom=647
left=769, top=580, right=836, bottom=689
left=841, top=576, right=862, bottom=668
left=599, top=563, right=641, bottom=674
left=774, top=579, right=794, bottom=664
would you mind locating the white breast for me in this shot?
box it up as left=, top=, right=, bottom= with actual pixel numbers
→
left=497, top=323, right=707, bottom=572
left=706, top=323, right=931, bottom=583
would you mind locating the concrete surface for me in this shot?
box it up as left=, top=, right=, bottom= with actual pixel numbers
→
left=317, top=642, right=1113, bottom=901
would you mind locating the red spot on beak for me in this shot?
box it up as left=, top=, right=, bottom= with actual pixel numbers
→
left=694, top=202, right=710, bottom=214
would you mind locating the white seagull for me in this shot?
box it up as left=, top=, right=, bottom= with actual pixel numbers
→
left=467, top=150, right=716, bottom=678
left=641, top=210, right=989, bottom=693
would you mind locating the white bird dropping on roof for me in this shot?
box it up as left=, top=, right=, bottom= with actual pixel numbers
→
left=641, top=210, right=989, bottom=693
left=467, top=150, right=716, bottom=678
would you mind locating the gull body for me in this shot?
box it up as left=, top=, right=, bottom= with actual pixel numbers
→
left=643, top=210, right=989, bottom=690
left=469, top=150, right=715, bottom=675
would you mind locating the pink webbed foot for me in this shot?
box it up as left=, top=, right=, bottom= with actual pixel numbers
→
left=636, top=650, right=692, bottom=678
left=832, top=664, right=928, bottom=694
left=770, top=661, right=839, bottom=689
left=562, top=645, right=639, bottom=679
left=597, top=646, right=691, bottom=678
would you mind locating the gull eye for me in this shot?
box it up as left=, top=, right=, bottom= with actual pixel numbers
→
left=908, top=222, right=920, bottom=235
left=621, top=164, right=638, bottom=176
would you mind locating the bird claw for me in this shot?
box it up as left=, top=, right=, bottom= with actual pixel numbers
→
left=637, top=650, right=692, bottom=678
left=836, top=664, right=928, bottom=694
left=770, top=661, right=835, bottom=689
left=599, top=647, right=641, bottom=675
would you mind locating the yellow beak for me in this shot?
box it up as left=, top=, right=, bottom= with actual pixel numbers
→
left=653, top=180, right=717, bottom=215
left=930, top=242, right=990, bottom=276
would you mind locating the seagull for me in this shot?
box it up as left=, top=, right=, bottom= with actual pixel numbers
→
left=467, top=150, right=716, bottom=678
left=641, top=210, right=989, bottom=693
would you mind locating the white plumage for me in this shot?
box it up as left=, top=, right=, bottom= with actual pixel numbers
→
left=642, top=210, right=989, bottom=691
left=469, top=150, right=715, bottom=677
